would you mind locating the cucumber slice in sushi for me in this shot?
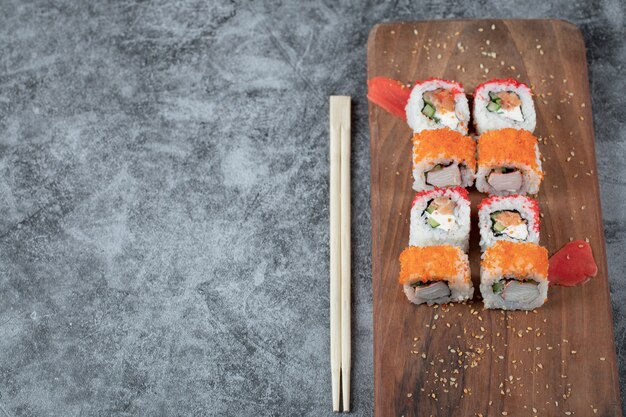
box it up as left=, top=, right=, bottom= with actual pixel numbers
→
left=493, top=222, right=507, bottom=233
left=492, top=281, right=505, bottom=295
left=422, top=103, right=436, bottom=118
left=487, top=101, right=501, bottom=112
left=427, top=217, right=440, bottom=228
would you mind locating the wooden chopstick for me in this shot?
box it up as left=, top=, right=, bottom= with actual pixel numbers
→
left=329, top=96, right=343, bottom=412
left=339, top=97, right=351, bottom=413
left=330, top=96, right=351, bottom=413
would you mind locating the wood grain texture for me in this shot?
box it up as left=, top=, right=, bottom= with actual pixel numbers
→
left=367, top=19, right=622, bottom=417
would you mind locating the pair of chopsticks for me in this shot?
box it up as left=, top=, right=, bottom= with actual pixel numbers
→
left=329, top=96, right=351, bottom=413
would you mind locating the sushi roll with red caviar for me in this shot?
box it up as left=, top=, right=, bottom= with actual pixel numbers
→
left=475, top=128, right=543, bottom=195
left=410, top=187, right=471, bottom=252
left=412, top=128, right=477, bottom=191
left=399, top=245, right=473, bottom=305
left=473, top=78, right=536, bottom=134
left=480, top=241, right=548, bottom=310
left=406, top=78, right=470, bottom=135
left=478, top=195, right=541, bottom=251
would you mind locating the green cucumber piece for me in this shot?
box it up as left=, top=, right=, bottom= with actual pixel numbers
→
left=427, top=217, right=440, bottom=228
left=488, top=91, right=498, bottom=100
left=426, top=204, right=436, bottom=214
left=422, top=103, right=436, bottom=118
left=492, top=281, right=505, bottom=295
left=490, top=211, right=502, bottom=221
left=493, top=222, right=507, bottom=233
left=430, top=164, right=443, bottom=172
left=487, top=101, right=501, bottom=112
left=411, top=281, right=427, bottom=288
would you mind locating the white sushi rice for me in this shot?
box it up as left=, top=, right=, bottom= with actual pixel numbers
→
left=410, top=188, right=471, bottom=252
left=406, top=79, right=470, bottom=135
left=473, top=79, right=536, bottom=135
left=478, top=195, right=540, bottom=251
left=475, top=144, right=542, bottom=196
left=480, top=268, right=548, bottom=310
left=403, top=251, right=473, bottom=306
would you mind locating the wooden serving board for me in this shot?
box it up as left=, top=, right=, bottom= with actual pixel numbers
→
left=368, top=20, right=622, bottom=417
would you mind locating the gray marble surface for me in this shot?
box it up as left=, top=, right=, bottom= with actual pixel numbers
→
left=0, top=1, right=624, bottom=416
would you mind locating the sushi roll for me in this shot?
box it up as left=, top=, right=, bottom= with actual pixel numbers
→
left=480, top=241, right=549, bottom=310
left=475, top=128, right=543, bottom=195
left=405, top=78, right=470, bottom=135
left=399, top=245, right=473, bottom=305
left=473, top=79, right=536, bottom=135
left=412, top=128, right=476, bottom=191
left=478, top=195, right=540, bottom=251
left=410, top=187, right=471, bottom=252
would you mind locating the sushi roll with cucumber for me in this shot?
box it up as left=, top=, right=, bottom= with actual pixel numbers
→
left=480, top=241, right=549, bottom=310
left=405, top=78, right=470, bottom=135
left=475, top=128, right=543, bottom=196
left=478, top=195, right=540, bottom=251
left=399, top=245, right=473, bottom=305
left=412, top=128, right=476, bottom=191
left=473, top=79, right=536, bottom=135
left=410, top=187, right=471, bottom=252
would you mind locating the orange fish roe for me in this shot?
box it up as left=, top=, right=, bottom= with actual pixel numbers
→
left=482, top=241, right=548, bottom=278
left=398, top=245, right=470, bottom=285
left=412, top=128, right=476, bottom=167
left=477, top=128, right=542, bottom=175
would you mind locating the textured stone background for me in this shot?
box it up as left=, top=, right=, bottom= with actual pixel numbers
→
left=0, top=1, right=624, bottom=416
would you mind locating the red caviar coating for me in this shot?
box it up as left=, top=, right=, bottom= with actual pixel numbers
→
left=413, top=128, right=476, bottom=167
left=482, top=241, right=548, bottom=278
left=398, top=246, right=470, bottom=285
left=477, top=128, right=542, bottom=176
left=477, top=194, right=540, bottom=233
left=412, top=187, right=470, bottom=207
left=474, top=78, right=531, bottom=96
left=367, top=77, right=411, bottom=121
left=413, top=77, right=464, bottom=96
